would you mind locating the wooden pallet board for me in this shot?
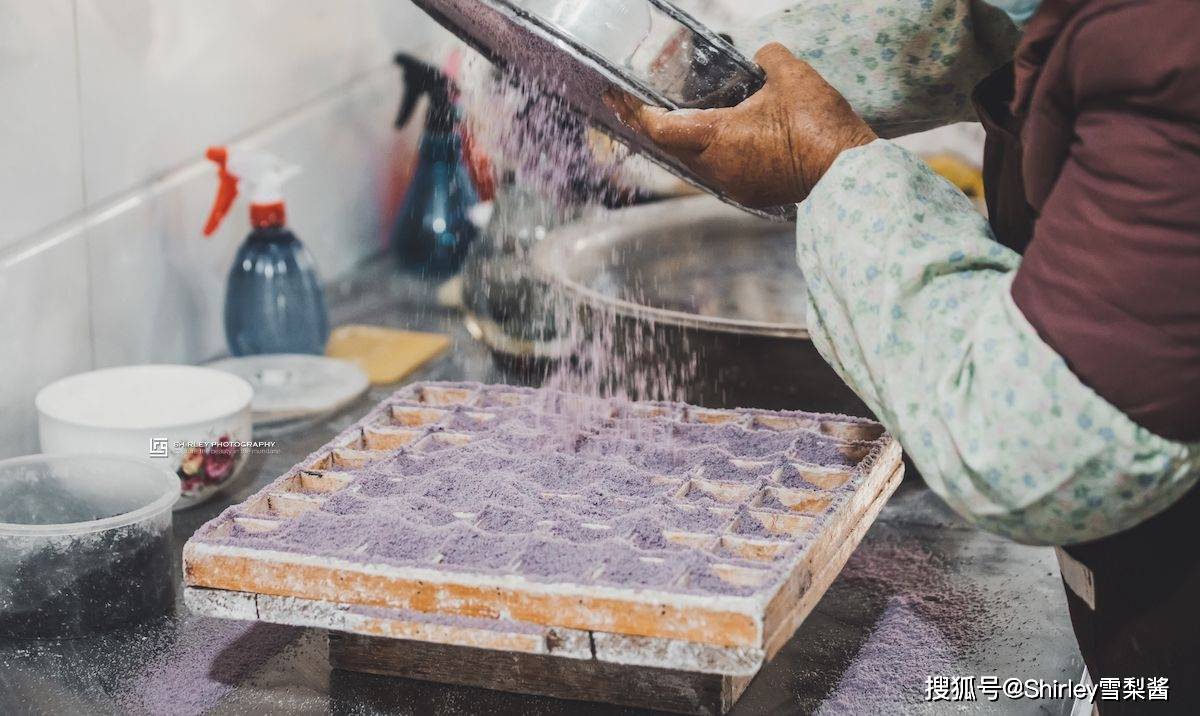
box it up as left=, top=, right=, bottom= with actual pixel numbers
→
left=184, top=461, right=899, bottom=662
left=329, top=633, right=753, bottom=716
left=184, top=382, right=903, bottom=712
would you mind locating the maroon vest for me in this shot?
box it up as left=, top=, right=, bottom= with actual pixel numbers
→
left=975, top=0, right=1200, bottom=443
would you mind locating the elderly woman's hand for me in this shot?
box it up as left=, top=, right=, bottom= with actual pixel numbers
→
left=605, top=43, right=876, bottom=208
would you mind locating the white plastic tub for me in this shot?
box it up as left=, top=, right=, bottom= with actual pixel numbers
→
left=0, top=454, right=179, bottom=638
left=36, top=365, right=254, bottom=508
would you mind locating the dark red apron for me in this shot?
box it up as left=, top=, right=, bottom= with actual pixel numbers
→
left=975, top=64, right=1200, bottom=714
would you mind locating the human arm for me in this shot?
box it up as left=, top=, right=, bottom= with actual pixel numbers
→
left=796, top=140, right=1198, bottom=545
left=611, top=41, right=1200, bottom=545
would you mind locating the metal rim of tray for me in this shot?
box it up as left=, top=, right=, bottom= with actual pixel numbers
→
left=501, top=0, right=763, bottom=111
left=533, top=195, right=810, bottom=340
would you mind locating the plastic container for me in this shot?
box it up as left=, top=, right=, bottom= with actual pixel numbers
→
left=36, top=365, right=254, bottom=508
left=0, top=455, right=179, bottom=639
left=202, top=145, right=331, bottom=356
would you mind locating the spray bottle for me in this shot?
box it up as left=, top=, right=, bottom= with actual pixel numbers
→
left=392, top=53, right=480, bottom=277
left=203, top=146, right=330, bottom=356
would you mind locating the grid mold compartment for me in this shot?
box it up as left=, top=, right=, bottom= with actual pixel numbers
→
left=184, top=381, right=903, bottom=680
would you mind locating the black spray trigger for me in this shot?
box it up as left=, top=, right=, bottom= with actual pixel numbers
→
left=394, top=53, right=457, bottom=132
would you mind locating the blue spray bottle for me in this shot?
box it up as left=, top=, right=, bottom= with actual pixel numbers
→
left=391, top=53, right=479, bottom=277
left=203, top=146, right=330, bottom=356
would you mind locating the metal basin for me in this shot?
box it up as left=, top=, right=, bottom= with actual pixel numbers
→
left=533, top=195, right=870, bottom=415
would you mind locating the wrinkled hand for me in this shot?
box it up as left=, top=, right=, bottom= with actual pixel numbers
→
left=604, top=43, right=876, bottom=208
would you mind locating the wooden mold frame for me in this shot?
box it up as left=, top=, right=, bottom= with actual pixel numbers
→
left=184, top=460, right=900, bottom=674
left=184, top=383, right=903, bottom=678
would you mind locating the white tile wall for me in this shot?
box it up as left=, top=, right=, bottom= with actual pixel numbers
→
left=0, top=0, right=452, bottom=458
left=75, top=0, right=437, bottom=205
left=256, top=69, right=405, bottom=282
left=0, top=0, right=85, bottom=250
left=0, top=231, right=93, bottom=457
left=86, top=167, right=239, bottom=369
left=87, top=69, right=407, bottom=368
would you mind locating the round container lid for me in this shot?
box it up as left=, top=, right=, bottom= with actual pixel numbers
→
left=35, top=365, right=253, bottom=431
left=0, top=454, right=179, bottom=536
left=206, top=354, right=369, bottom=426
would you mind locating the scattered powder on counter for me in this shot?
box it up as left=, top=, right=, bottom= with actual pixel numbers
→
left=838, top=539, right=991, bottom=645
left=192, top=383, right=889, bottom=600
left=125, top=617, right=300, bottom=716
left=346, top=604, right=545, bottom=635
left=815, top=536, right=996, bottom=712
left=815, top=597, right=957, bottom=715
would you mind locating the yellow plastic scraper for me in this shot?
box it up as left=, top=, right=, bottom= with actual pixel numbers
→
left=326, top=325, right=450, bottom=385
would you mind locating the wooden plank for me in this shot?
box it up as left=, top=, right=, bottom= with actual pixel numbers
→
left=591, top=632, right=761, bottom=676
left=759, top=438, right=902, bottom=644
left=329, top=632, right=743, bottom=716
left=184, top=586, right=591, bottom=658
left=185, top=586, right=758, bottom=674
left=763, top=461, right=905, bottom=659
left=183, top=546, right=762, bottom=648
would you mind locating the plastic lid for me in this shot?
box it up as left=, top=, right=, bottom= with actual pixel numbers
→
left=0, top=454, right=178, bottom=537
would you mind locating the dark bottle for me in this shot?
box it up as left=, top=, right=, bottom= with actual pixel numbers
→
left=203, top=146, right=330, bottom=356
left=392, top=53, right=480, bottom=277
left=224, top=225, right=329, bottom=356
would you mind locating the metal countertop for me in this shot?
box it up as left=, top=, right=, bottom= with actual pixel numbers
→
left=0, top=262, right=1082, bottom=715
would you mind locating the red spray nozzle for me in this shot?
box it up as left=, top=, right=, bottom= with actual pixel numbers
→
left=204, top=146, right=238, bottom=236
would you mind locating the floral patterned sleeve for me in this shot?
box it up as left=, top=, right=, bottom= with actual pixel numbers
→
left=795, top=141, right=1200, bottom=545
left=730, top=0, right=1020, bottom=136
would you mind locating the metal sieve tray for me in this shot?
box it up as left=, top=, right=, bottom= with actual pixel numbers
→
left=409, top=0, right=793, bottom=220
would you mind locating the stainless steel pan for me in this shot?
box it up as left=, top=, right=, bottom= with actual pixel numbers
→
left=531, top=195, right=869, bottom=414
